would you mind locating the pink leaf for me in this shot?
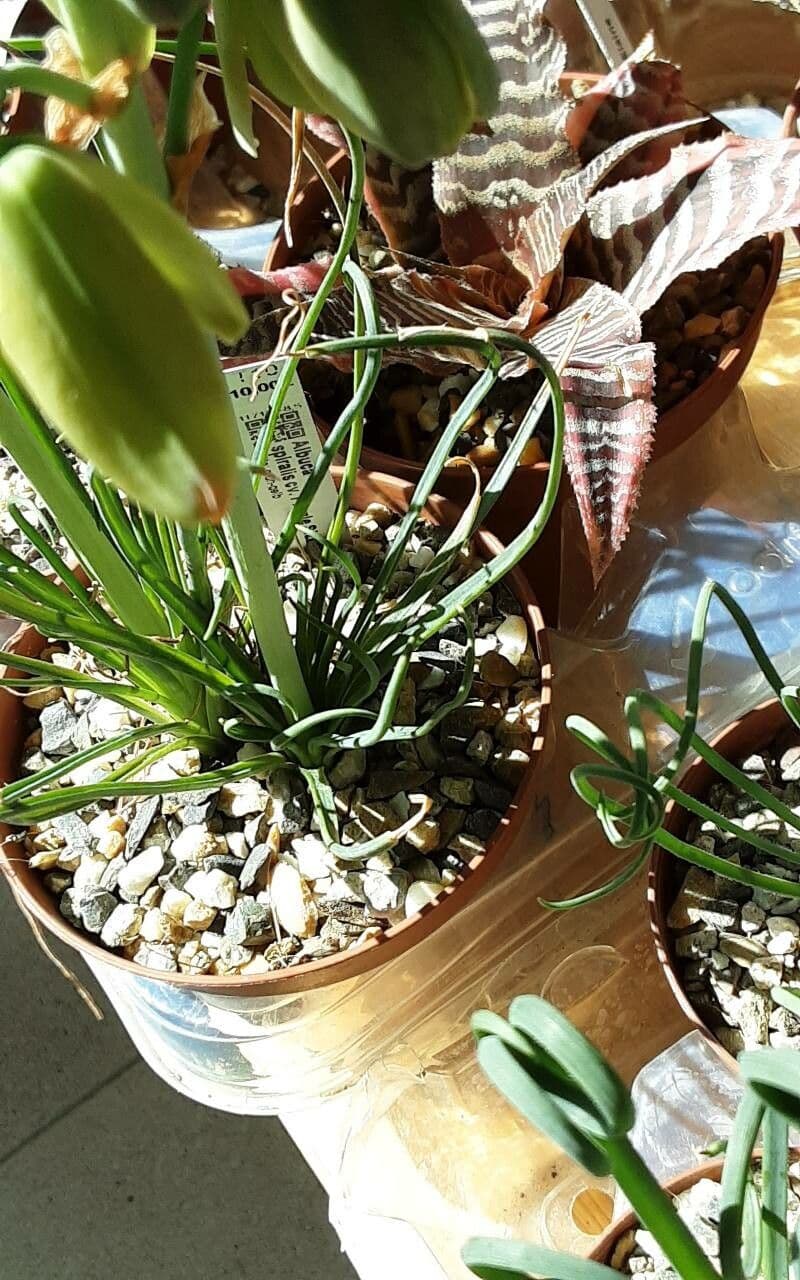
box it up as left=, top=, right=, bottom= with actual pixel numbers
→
left=229, top=258, right=333, bottom=299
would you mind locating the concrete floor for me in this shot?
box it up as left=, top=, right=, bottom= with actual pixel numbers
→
left=0, top=888, right=357, bottom=1280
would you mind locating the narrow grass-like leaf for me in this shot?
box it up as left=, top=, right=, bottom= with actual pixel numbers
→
left=8, top=503, right=101, bottom=622
left=720, top=1087, right=765, bottom=1280
left=1, top=721, right=189, bottom=807
left=324, top=794, right=434, bottom=864
left=761, top=1106, right=789, bottom=1280
left=540, top=846, right=651, bottom=911
left=0, top=754, right=284, bottom=825
left=771, top=988, right=800, bottom=1018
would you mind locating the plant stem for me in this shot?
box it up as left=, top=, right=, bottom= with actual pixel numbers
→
left=252, top=128, right=366, bottom=477
left=101, top=83, right=169, bottom=196
left=223, top=463, right=313, bottom=722
left=326, top=261, right=369, bottom=548
left=0, top=63, right=94, bottom=108
left=2, top=38, right=221, bottom=55
left=604, top=1138, right=721, bottom=1280
left=163, top=4, right=205, bottom=158
left=761, top=1106, right=790, bottom=1280
left=44, top=0, right=169, bottom=197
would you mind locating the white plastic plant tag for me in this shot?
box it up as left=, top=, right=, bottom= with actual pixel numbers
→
left=573, top=0, right=633, bottom=67
left=224, top=358, right=337, bottom=542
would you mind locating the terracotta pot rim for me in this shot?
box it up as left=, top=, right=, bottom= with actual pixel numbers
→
left=588, top=1156, right=725, bottom=1262
left=0, top=475, right=552, bottom=995
left=648, top=696, right=789, bottom=1074
left=589, top=1147, right=800, bottom=1264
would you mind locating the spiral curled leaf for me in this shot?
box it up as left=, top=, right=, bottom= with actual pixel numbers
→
left=557, top=579, right=800, bottom=910
left=471, top=998, right=634, bottom=1179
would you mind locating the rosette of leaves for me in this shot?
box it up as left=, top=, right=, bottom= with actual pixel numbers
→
left=0, top=117, right=564, bottom=849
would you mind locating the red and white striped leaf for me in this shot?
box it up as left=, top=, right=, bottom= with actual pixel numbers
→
left=578, top=133, right=800, bottom=314
left=567, top=36, right=706, bottom=179
left=512, top=116, right=705, bottom=297
left=364, top=148, right=441, bottom=259
left=433, top=0, right=579, bottom=268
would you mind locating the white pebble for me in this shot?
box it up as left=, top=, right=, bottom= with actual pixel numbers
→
left=184, top=868, right=238, bottom=910
left=72, top=854, right=108, bottom=892
left=182, top=900, right=218, bottom=931
left=291, top=834, right=331, bottom=880
left=117, top=846, right=164, bottom=900
left=171, top=824, right=227, bottom=864
left=495, top=614, right=528, bottom=661
left=101, top=903, right=144, bottom=948
left=404, top=880, right=442, bottom=917
left=270, top=861, right=318, bottom=938
left=767, top=915, right=800, bottom=955
left=217, top=780, right=267, bottom=818
left=140, top=908, right=168, bottom=943
left=409, top=545, right=435, bottom=571
left=741, top=901, right=766, bottom=934
left=225, top=831, right=248, bottom=861
left=160, top=888, right=192, bottom=922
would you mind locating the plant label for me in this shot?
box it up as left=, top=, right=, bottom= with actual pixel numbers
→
left=224, top=358, right=337, bottom=542
left=573, top=0, right=633, bottom=67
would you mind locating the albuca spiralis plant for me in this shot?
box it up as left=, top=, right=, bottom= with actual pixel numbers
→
left=463, top=996, right=800, bottom=1280
left=0, top=5, right=563, bottom=850
left=549, top=581, right=800, bottom=911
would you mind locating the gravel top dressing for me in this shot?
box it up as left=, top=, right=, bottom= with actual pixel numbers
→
left=18, top=504, right=542, bottom=977
left=669, top=729, right=800, bottom=1053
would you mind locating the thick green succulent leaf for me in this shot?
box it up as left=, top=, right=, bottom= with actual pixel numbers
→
left=116, top=0, right=202, bottom=23
left=463, top=1237, right=620, bottom=1279
left=231, top=0, right=498, bottom=168
left=47, top=0, right=155, bottom=72
left=64, top=148, right=247, bottom=340
left=214, top=0, right=259, bottom=155
left=476, top=1036, right=611, bottom=1177
left=285, top=0, right=498, bottom=167
left=509, top=996, right=634, bottom=1139
left=0, top=145, right=242, bottom=523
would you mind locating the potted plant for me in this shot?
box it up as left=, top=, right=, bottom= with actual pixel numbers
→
left=244, top=0, right=800, bottom=609
left=560, top=579, right=800, bottom=1065
left=462, top=994, right=800, bottom=1279
left=0, top=0, right=566, bottom=993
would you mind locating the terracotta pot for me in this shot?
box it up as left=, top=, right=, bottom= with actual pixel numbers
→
left=649, top=697, right=789, bottom=1071
left=260, top=76, right=783, bottom=622
left=0, top=471, right=552, bottom=996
